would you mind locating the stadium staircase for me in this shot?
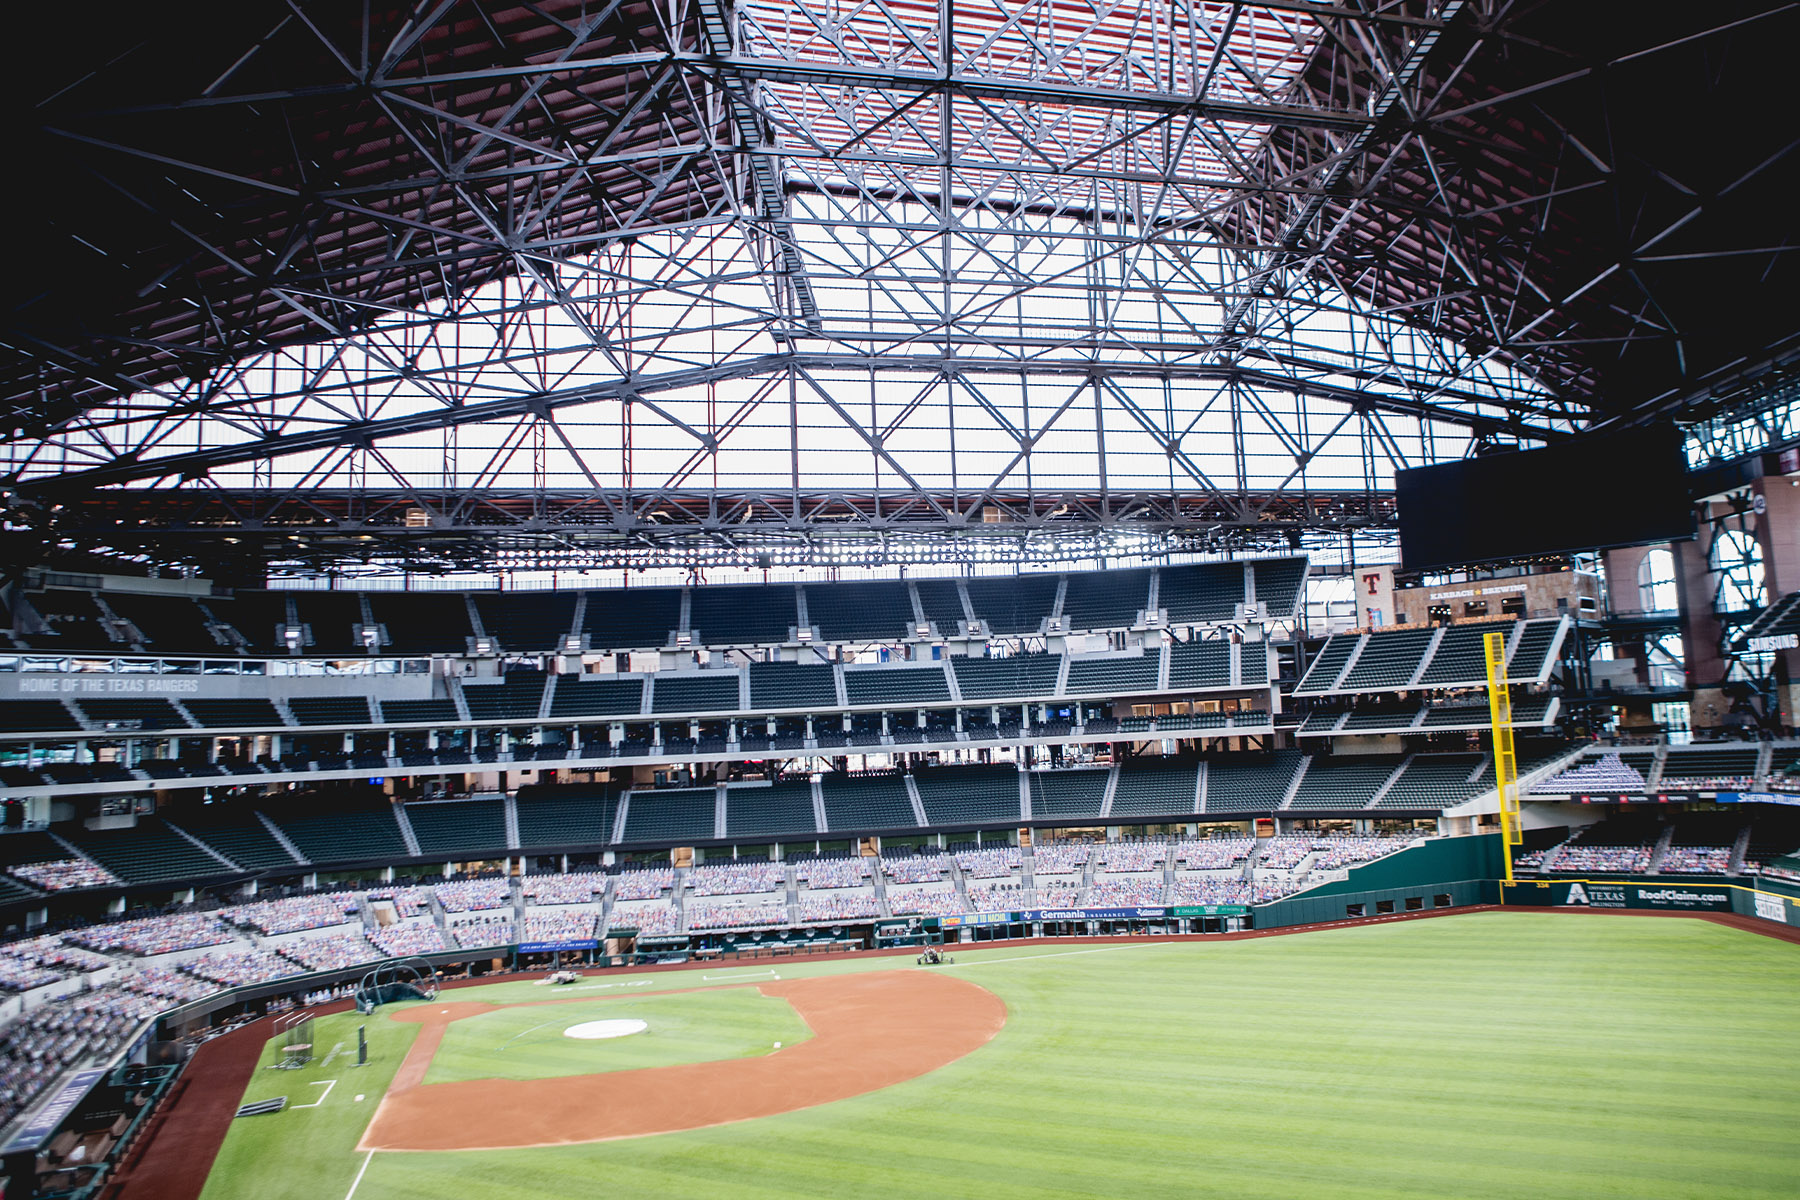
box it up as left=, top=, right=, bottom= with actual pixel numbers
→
left=392, top=804, right=423, bottom=857
left=869, top=868, right=891, bottom=918
left=255, top=812, right=309, bottom=864
left=355, top=894, right=379, bottom=932
left=1646, top=826, right=1677, bottom=874
left=502, top=794, right=521, bottom=850
left=162, top=819, right=242, bottom=873
left=596, top=877, right=617, bottom=939
left=946, top=857, right=973, bottom=911
left=1643, top=752, right=1666, bottom=793
left=784, top=866, right=802, bottom=925
left=1161, top=852, right=1177, bottom=893
left=1080, top=851, right=1099, bottom=895
left=1278, top=759, right=1310, bottom=810
left=428, top=891, right=453, bottom=941
left=1367, top=757, right=1410, bottom=809
left=672, top=881, right=689, bottom=934
left=1730, top=825, right=1754, bottom=875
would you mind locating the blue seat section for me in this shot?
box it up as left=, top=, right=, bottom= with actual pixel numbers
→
left=725, top=780, right=818, bottom=839
left=819, top=773, right=917, bottom=832
left=843, top=665, right=951, bottom=705
left=1029, top=769, right=1108, bottom=819
left=913, top=581, right=967, bottom=633
left=1064, top=655, right=1159, bottom=695
left=172, top=805, right=298, bottom=870
left=406, top=799, right=508, bottom=855
left=688, top=584, right=796, bottom=646
left=584, top=587, right=681, bottom=651
left=1250, top=557, right=1308, bottom=617
left=549, top=676, right=644, bottom=718
left=1111, top=760, right=1198, bottom=818
left=964, top=575, right=1058, bottom=635
left=368, top=592, right=471, bottom=654
left=1158, top=564, right=1246, bottom=623
left=622, top=788, right=717, bottom=844
left=747, top=662, right=838, bottom=709
left=473, top=591, right=579, bottom=653
left=650, top=673, right=741, bottom=714
left=1167, top=640, right=1230, bottom=689
left=64, top=817, right=230, bottom=884
left=462, top=671, right=549, bottom=721
left=914, top=765, right=1020, bottom=828
left=1062, top=569, right=1150, bottom=630
left=269, top=798, right=409, bottom=865
left=951, top=653, right=1060, bottom=700
left=1287, top=756, right=1401, bottom=810
left=515, top=785, right=618, bottom=848
left=1205, top=752, right=1303, bottom=813
left=804, top=581, right=916, bottom=642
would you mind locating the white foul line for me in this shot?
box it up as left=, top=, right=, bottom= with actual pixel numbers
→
left=702, top=970, right=779, bottom=981
left=344, top=1150, right=375, bottom=1200
left=293, top=1079, right=337, bottom=1109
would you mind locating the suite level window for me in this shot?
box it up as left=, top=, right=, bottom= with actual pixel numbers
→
left=1463, top=600, right=1488, bottom=617
left=1501, top=596, right=1525, bottom=616
left=1428, top=604, right=1452, bottom=623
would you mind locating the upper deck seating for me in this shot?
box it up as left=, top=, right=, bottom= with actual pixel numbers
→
left=473, top=591, right=578, bottom=653
left=1508, top=619, right=1564, bottom=679
left=583, top=586, right=681, bottom=651
left=379, top=697, right=459, bottom=724
left=1250, top=558, right=1307, bottom=617
left=367, top=592, right=471, bottom=654
left=724, top=780, right=818, bottom=839
left=1293, top=636, right=1355, bottom=694
left=913, top=580, right=968, bottom=633
left=748, top=662, right=837, bottom=710
left=75, top=698, right=189, bottom=731
left=289, top=592, right=367, bottom=656
left=105, top=592, right=219, bottom=653
left=1061, top=569, right=1149, bottom=630
left=804, top=580, right=916, bottom=642
left=461, top=671, right=548, bottom=721
left=1167, top=640, right=1230, bottom=689
left=1065, top=654, right=1159, bottom=695
left=1374, top=754, right=1488, bottom=809
left=1286, top=757, right=1401, bottom=810
left=688, top=584, right=796, bottom=646
left=914, top=766, right=1020, bottom=828
left=407, top=799, right=508, bottom=856
left=818, top=773, right=916, bottom=832
left=1029, top=769, right=1108, bottom=820
left=548, top=676, right=644, bottom=718
left=1339, top=628, right=1435, bottom=691
left=1205, top=752, right=1303, bottom=813
left=184, top=699, right=283, bottom=729
left=1111, top=761, right=1198, bottom=818
left=964, top=575, right=1058, bottom=635
left=843, top=665, right=950, bottom=705
left=951, top=653, right=1060, bottom=701
left=650, top=673, right=740, bottom=714
left=621, top=788, right=717, bottom=844
left=1158, top=563, right=1246, bottom=624
left=515, top=785, right=617, bottom=848
left=289, top=697, right=374, bottom=726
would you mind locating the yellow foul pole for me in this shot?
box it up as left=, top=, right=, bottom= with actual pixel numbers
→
left=1484, top=630, right=1521, bottom=883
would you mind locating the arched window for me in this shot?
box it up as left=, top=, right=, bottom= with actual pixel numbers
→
left=1710, top=530, right=1766, bottom=613
left=1637, top=548, right=1677, bottom=612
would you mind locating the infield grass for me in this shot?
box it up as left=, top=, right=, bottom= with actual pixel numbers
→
left=198, top=912, right=1800, bottom=1200
left=423, top=989, right=812, bottom=1084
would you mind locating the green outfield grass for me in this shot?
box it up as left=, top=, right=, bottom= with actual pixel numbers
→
left=422, top=989, right=812, bottom=1084
left=200, top=913, right=1800, bottom=1200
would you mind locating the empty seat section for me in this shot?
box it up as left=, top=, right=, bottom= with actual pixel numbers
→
left=1061, top=569, right=1150, bottom=630
left=805, top=580, right=915, bottom=642
left=964, top=576, right=1057, bottom=635
left=380, top=698, right=460, bottom=723
left=914, top=766, right=1020, bottom=827
left=951, top=653, right=1060, bottom=700
left=1376, top=754, right=1487, bottom=809
left=1508, top=619, right=1564, bottom=680
left=1112, top=761, right=1198, bottom=818
left=20, top=590, right=115, bottom=651
left=290, top=592, right=366, bottom=655
left=1239, top=642, right=1270, bottom=685
left=473, top=591, right=578, bottom=653
left=725, top=781, right=818, bottom=839
left=184, top=699, right=284, bottom=729
left=1416, top=625, right=1492, bottom=686
left=1341, top=706, right=1420, bottom=732
left=1251, top=558, right=1308, bottom=617
left=843, top=666, right=950, bottom=705
left=1420, top=704, right=1489, bottom=728
left=0, top=701, right=81, bottom=735
left=1168, top=640, right=1230, bottom=689
left=217, top=592, right=292, bottom=655
left=1065, top=654, right=1159, bottom=695
left=1339, top=628, right=1435, bottom=691
left=289, top=697, right=374, bottom=726
left=549, top=676, right=644, bottom=718
left=1158, top=564, right=1246, bottom=624
left=1293, top=635, right=1357, bottom=694
left=621, top=789, right=716, bottom=843
left=270, top=800, right=408, bottom=864
left=651, top=673, right=740, bottom=714
left=583, top=587, right=681, bottom=650
left=688, top=584, right=796, bottom=646
left=106, top=592, right=219, bottom=653
left=461, top=672, right=548, bottom=720
left=1030, top=769, right=1108, bottom=820
left=65, top=818, right=228, bottom=884
left=369, top=593, right=471, bottom=654
left=169, top=807, right=298, bottom=870
left=748, top=662, right=837, bottom=709
left=406, top=800, right=508, bottom=855
left=819, top=774, right=916, bottom=831
left=1287, top=757, right=1401, bottom=810
left=1659, top=747, right=1760, bottom=788
left=1205, top=752, right=1302, bottom=813
left=74, top=699, right=189, bottom=731
left=913, top=581, right=967, bottom=633
left=515, top=786, right=617, bottom=848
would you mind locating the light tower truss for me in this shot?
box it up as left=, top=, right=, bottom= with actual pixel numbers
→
left=2, top=0, right=1793, bottom=575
